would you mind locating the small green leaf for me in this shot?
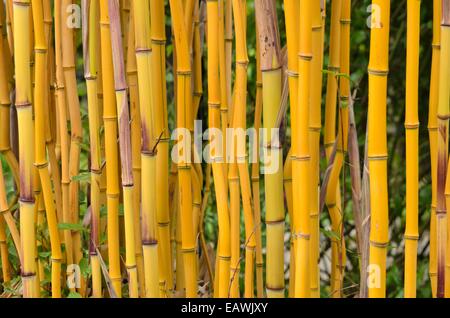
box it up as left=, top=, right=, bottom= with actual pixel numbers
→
left=72, top=172, right=91, bottom=183
left=320, top=228, right=340, bottom=241
left=68, top=291, right=82, bottom=298
left=58, top=223, right=86, bottom=232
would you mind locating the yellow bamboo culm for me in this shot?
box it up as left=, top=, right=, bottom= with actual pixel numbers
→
left=169, top=0, right=198, bottom=298
left=61, top=0, right=83, bottom=274
left=13, top=0, right=37, bottom=298
left=324, top=0, right=344, bottom=298
left=133, top=0, right=159, bottom=298
left=293, top=0, right=312, bottom=298
left=428, top=0, right=442, bottom=298
left=150, top=0, right=172, bottom=297
left=108, top=0, right=139, bottom=298
left=126, top=8, right=145, bottom=297
left=253, top=34, right=264, bottom=298
left=99, top=0, right=122, bottom=297
left=31, top=0, right=62, bottom=298
left=206, top=0, right=231, bottom=298
left=0, top=0, right=19, bottom=191
left=0, top=0, right=21, bottom=266
left=309, top=0, right=325, bottom=298
left=255, top=0, right=284, bottom=298
left=367, top=0, right=391, bottom=299
left=54, top=0, right=73, bottom=273
left=437, top=0, right=450, bottom=299
left=283, top=0, right=299, bottom=296
left=403, top=0, right=421, bottom=299
left=231, top=0, right=256, bottom=298
left=82, top=0, right=103, bottom=298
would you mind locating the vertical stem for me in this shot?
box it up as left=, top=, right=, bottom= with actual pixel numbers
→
left=404, top=0, right=420, bottom=299
left=13, top=0, right=36, bottom=298
left=367, top=0, right=390, bottom=298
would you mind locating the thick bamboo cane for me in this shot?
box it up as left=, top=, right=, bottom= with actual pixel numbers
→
left=292, top=0, right=313, bottom=298
left=428, top=0, right=441, bottom=298
left=253, top=35, right=264, bottom=298
left=309, top=0, right=325, bottom=298
left=170, top=0, right=198, bottom=298
left=232, top=0, right=256, bottom=298
left=61, top=0, right=83, bottom=273
left=13, top=0, right=37, bottom=298
left=108, top=0, right=139, bottom=298
left=54, top=0, right=73, bottom=273
left=404, top=0, right=421, bottom=299
left=255, top=0, right=284, bottom=298
left=133, top=0, right=159, bottom=298
left=437, top=0, right=450, bottom=298
left=82, top=0, right=103, bottom=298
left=0, top=0, right=19, bottom=195
left=150, top=0, right=172, bottom=296
left=126, top=8, right=145, bottom=298
left=206, top=0, right=231, bottom=298
left=367, top=0, right=391, bottom=298
left=31, top=0, right=62, bottom=298
left=99, top=0, right=122, bottom=297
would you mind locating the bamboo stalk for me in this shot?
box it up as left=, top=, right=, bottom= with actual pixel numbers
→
left=170, top=0, right=198, bottom=298
left=255, top=0, right=284, bottom=298
left=133, top=0, right=159, bottom=298
left=150, top=0, right=172, bottom=296
left=252, top=33, right=264, bottom=298
left=54, top=0, right=74, bottom=273
left=291, top=0, right=313, bottom=298
left=82, top=0, right=102, bottom=298
left=437, top=0, right=450, bottom=298
left=61, top=0, right=83, bottom=274
left=13, top=0, right=37, bottom=298
left=367, top=0, right=391, bottom=298
left=32, top=0, right=62, bottom=298
left=404, top=0, right=421, bottom=299
left=99, top=0, right=122, bottom=297
left=206, top=0, right=231, bottom=298
left=108, top=0, right=139, bottom=298
left=309, top=0, right=325, bottom=298
left=126, top=7, right=145, bottom=298
left=428, top=0, right=442, bottom=298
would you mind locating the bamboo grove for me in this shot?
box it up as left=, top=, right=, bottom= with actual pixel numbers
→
left=0, top=0, right=448, bottom=299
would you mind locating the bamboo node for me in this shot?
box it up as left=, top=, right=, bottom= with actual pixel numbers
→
left=293, top=232, right=310, bottom=240
left=135, top=47, right=152, bottom=54
left=177, top=70, right=192, bottom=76
left=151, top=39, right=167, bottom=45
left=327, top=66, right=340, bottom=72
left=299, top=53, right=313, bottom=61
left=15, top=101, right=32, bottom=108
left=369, top=240, right=388, bottom=248
left=34, top=162, right=49, bottom=169
left=368, top=154, right=388, bottom=161
left=291, top=155, right=311, bottom=162
left=432, top=44, right=441, bottom=49
left=404, top=123, right=420, bottom=129
left=51, top=257, right=63, bottom=264
left=404, top=234, right=419, bottom=241
left=285, top=70, right=299, bottom=78
left=0, top=208, right=9, bottom=215
left=367, top=68, right=389, bottom=77
left=266, top=219, right=285, bottom=225
left=181, top=248, right=196, bottom=254
left=437, top=114, right=450, bottom=120
left=208, top=102, right=221, bottom=109
left=340, top=19, right=352, bottom=24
